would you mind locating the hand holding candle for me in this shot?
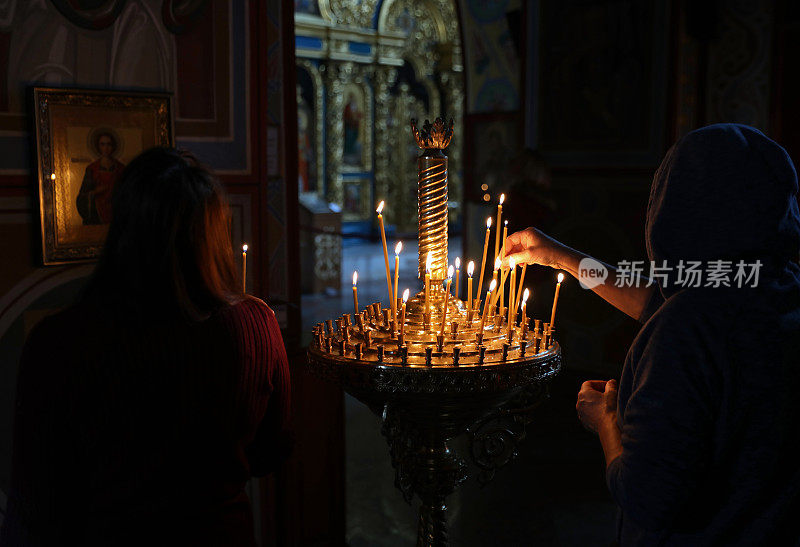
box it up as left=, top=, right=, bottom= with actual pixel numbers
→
left=550, top=272, right=564, bottom=329
left=241, top=244, right=248, bottom=293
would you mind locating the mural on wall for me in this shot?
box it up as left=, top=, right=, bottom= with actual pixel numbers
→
left=0, top=0, right=250, bottom=175
left=459, top=0, right=521, bottom=113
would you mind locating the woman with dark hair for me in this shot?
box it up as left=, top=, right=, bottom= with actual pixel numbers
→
left=504, top=124, right=800, bottom=544
left=2, top=148, right=292, bottom=546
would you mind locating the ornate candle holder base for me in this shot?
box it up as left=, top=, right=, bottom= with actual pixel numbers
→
left=307, top=336, right=561, bottom=546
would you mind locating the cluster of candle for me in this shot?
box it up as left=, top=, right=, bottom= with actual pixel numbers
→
left=349, top=197, right=566, bottom=343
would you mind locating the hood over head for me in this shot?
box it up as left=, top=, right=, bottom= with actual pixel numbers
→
left=646, top=123, right=800, bottom=297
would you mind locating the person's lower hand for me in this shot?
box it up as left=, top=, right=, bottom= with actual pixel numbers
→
left=576, top=379, right=618, bottom=434
left=502, top=227, right=561, bottom=268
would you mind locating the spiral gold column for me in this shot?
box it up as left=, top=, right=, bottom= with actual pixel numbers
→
left=411, top=117, right=454, bottom=282
left=418, top=150, right=448, bottom=281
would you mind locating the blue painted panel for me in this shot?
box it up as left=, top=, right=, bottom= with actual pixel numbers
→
left=348, top=41, right=371, bottom=55
left=296, top=35, right=324, bottom=50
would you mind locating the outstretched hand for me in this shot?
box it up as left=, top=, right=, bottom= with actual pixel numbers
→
left=576, top=379, right=619, bottom=435
left=502, top=227, right=560, bottom=269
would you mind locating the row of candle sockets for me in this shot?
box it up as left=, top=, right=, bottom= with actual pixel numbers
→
left=358, top=196, right=566, bottom=343
left=311, top=302, right=557, bottom=366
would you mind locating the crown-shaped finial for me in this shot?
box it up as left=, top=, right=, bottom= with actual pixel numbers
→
left=410, top=117, right=454, bottom=150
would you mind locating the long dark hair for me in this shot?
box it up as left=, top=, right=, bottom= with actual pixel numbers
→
left=87, top=147, right=241, bottom=320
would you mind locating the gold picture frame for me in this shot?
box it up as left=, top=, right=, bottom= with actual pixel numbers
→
left=34, top=87, right=173, bottom=265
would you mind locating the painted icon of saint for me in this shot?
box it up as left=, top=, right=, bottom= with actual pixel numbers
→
left=76, top=129, right=125, bottom=225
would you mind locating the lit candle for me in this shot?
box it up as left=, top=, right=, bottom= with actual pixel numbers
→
left=424, top=252, right=433, bottom=317
left=550, top=272, right=565, bottom=329
left=480, top=279, right=498, bottom=334
left=439, top=265, right=454, bottom=336
left=401, top=288, right=410, bottom=338
left=467, top=261, right=475, bottom=315
left=241, top=244, right=248, bottom=293
left=352, top=271, right=359, bottom=315
left=454, top=257, right=460, bottom=300
left=515, top=263, right=528, bottom=310
left=507, top=257, right=516, bottom=337
left=393, top=241, right=402, bottom=332
left=476, top=217, right=492, bottom=310
left=520, top=288, right=530, bottom=330
left=499, top=220, right=508, bottom=309
left=376, top=201, right=394, bottom=311
left=494, top=194, right=505, bottom=264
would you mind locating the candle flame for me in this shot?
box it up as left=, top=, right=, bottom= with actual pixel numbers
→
left=426, top=251, right=433, bottom=272
left=557, top=272, right=565, bottom=283
left=494, top=256, right=501, bottom=271
left=499, top=193, right=505, bottom=205
left=486, top=217, right=492, bottom=228
left=376, top=200, right=384, bottom=214
left=467, top=260, right=474, bottom=276
left=455, top=257, right=460, bottom=269
left=509, top=257, right=516, bottom=269
left=447, top=265, right=454, bottom=279
left=522, top=288, right=530, bottom=305
left=395, top=241, right=402, bottom=255
left=242, top=244, right=248, bottom=252
left=402, top=288, right=410, bottom=303
left=50, top=173, right=56, bottom=180
left=353, top=271, right=358, bottom=286
left=504, top=220, right=508, bottom=226
left=489, top=279, right=497, bottom=292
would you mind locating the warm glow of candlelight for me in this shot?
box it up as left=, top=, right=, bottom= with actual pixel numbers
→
left=494, top=256, right=501, bottom=271
left=480, top=279, right=498, bottom=334
left=392, top=242, right=402, bottom=333
left=486, top=217, right=492, bottom=228
left=455, top=257, right=460, bottom=269
left=509, top=257, right=515, bottom=270
left=467, top=261, right=474, bottom=277
left=241, top=244, right=248, bottom=293
left=522, top=288, right=530, bottom=305
left=454, top=257, right=461, bottom=300
left=403, top=288, right=410, bottom=303
left=489, top=278, right=497, bottom=292
left=447, top=264, right=454, bottom=279
left=377, top=201, right=393, bottom=318
left=550, top=272, right=564, bottom=330
left=395, top=241, right=402, bottom=255
left=352, top=271, right=359, bottom=315
left=499, top=193, right=505, bottom=205
left=400, top=288, right=409, bottom=338
left=376, top=200, right=384, bottom=214
left=50, top=173, right=56, bottom=180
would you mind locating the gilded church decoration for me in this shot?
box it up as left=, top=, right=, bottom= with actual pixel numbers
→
left=297, top=59, right=324, bottom=195
left=295, top=0, right=463, bottom=225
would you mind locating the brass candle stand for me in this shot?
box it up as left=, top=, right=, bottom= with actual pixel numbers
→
left=306, top=117, right=562, bottom=547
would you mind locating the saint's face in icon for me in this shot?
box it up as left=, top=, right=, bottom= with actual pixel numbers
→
left=98, top=134, right=114, bottom=158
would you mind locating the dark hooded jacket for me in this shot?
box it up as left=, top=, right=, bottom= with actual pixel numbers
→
left=607, top=124, right=800, bottom=545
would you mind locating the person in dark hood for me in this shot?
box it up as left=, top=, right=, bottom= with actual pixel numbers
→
left=503, top=124, right=800, bottom=545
